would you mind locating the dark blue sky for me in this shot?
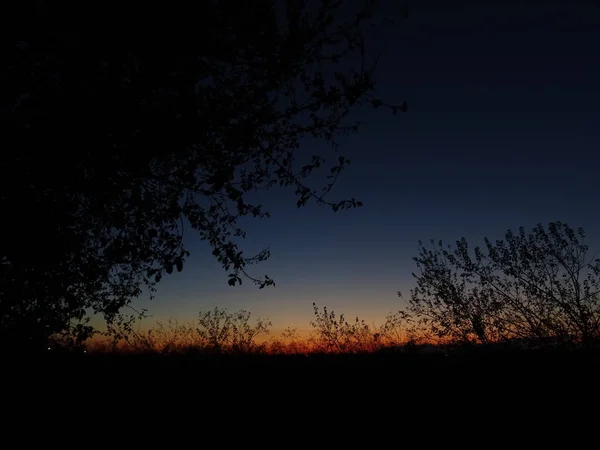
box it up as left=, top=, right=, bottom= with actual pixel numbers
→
left=129, top=2, right=600, bottom=334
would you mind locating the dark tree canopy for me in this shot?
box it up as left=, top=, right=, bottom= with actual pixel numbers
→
left=1, top=1, right=405, bottom=348
left=401, top=222, right=600, bottom=348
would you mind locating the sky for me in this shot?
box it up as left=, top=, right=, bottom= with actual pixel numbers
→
left=126, top=2, right=600, bottom=336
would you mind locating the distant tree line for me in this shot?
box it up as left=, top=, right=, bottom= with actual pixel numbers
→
left=84, top=304, right=406, bottom=355
left=70, top=221, right=599, bottom=354
left=83, top=222, right=598, bottom=354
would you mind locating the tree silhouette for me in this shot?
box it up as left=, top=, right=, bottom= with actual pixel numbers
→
left=401, top=222, right=600, bottom=348
left=1, top=1, right=405, bottom=348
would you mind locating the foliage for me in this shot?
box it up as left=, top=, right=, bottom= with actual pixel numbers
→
left=1, top=0, right=406, bottom=347
left=267, top=326, right=312, bottom=355
left=402, top=222, right=600, bottom=348
left=309, top=302, right=405, bottom=352
left=107, top=318, right=202, bottom=354
left=196, top=307, right=272, bottom=354
left=83, top=304, right=411, bottom=355
left=148, top=319, right=201, bottom=353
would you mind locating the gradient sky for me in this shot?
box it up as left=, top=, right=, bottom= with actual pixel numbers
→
left=125, top=2, right=600, bottom=336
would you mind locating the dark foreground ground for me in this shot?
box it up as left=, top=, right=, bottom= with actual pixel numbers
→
left=8, top=346, right=600, bottom=389
left=4, top=347, right=599, bottom=440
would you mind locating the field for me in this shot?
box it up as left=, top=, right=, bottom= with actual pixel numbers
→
left=10, top=346, right=599, bottom=390
left=3, top=345, right=597, bottom=442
